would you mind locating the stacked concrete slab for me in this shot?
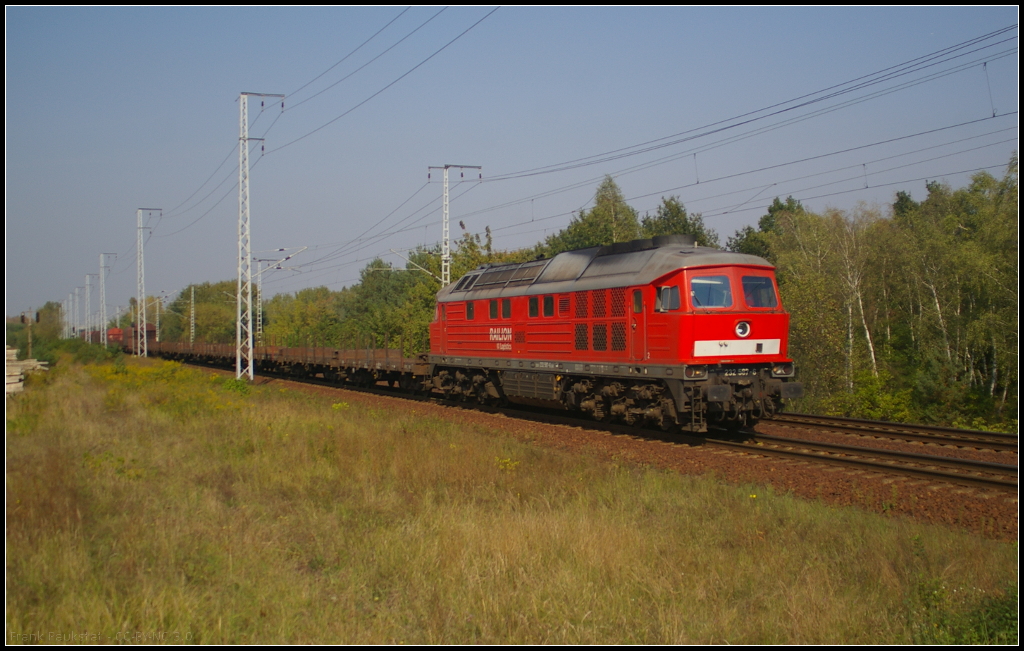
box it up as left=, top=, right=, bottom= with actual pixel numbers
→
left=6, top=346, right=48, bottom=394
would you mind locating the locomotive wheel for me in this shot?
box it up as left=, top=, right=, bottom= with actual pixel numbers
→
left=399, top=375, right=417, bottom=394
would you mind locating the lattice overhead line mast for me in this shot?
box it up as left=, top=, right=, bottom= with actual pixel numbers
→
left=100, top=253, right=115, bottom=346
left=428, top=164, right=482, bottom=287
left=136, top=208, right=161, bottom=357
left=73, top=288, right=81, bottom=339
left=236, top=92, right=283, bottom=381
left=84, top=274, right=93, bottom=342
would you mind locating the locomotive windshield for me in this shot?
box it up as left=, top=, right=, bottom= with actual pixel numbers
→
left=741, top=276, right=778, bottom=308
left=689, top=275, right=733, bottom=308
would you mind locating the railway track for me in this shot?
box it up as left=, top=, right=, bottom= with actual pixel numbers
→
left=709, top=432, right=1017, bottom=492
left=765, top=412, right=1018, bottom=453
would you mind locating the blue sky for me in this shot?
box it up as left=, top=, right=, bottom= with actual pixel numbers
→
left=5, top=7, right=1018, bottom=319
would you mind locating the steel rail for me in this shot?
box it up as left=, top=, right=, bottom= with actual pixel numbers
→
left=709, top=436, right=1017, bottom=492
left=768, top=412, right=1018, bottom=452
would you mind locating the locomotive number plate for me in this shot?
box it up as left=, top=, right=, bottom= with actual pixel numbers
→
left=722, top=367, right=753, bottom=377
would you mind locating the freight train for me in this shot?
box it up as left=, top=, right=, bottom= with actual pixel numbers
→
left=143, top=234, right=803, bottom=433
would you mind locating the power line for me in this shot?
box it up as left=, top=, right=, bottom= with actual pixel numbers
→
left=457, top=113, right=1017, bottom=224
left=155, top=18, right=1013, bottom=250
left=489, top=44, right=1015, bottom=182
left=295, top=182, right=433, bottom=267
left=286, top=7, right=446, bottom=112
left=700, top=163, right=1013, bottom=219
left=157, top=177, right=239, bottom=238
left=487, top=141, right=1017, bottom=239
left=295, top=180, right=481, bottom=270
left=486, top=24, right=1016, bottom=181
left=686, top=148, right=1015, bottom=219
left=288, top=7, right=411, bottom=101
left=265, top=7, right=500, bottom=154
left=162, top=144, right=238, bottom=218
left=151, top=8, right=497, bottom=241
left=492, top=161, right=1011, bottom=247
left=626, top=123, right=1019, bottom=207
left=149, top=12, right=418, bottom=223
left=462, top=65, right=1019, bottom=226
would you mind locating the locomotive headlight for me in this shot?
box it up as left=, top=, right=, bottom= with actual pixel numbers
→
left=735, top=321, right=751, bottom=338
left=684, top=365, right=707, bottom=379
left=772, top=362, right=795, bottom=377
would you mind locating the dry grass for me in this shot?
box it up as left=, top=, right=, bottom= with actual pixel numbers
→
left=6, top=358, right=1017, bottom=644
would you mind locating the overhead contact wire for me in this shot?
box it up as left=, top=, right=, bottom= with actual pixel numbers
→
left=265, top=7, right=500, bottom=154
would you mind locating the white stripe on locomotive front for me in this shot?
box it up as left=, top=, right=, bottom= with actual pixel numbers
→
left=693, top=339, right=781, bottom=357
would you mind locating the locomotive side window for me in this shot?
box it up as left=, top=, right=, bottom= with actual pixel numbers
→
left=502, top=298, right=511, bottom=319
left=655, top=286, right=680, bottom=312
left=633, top=289, right=642, bottom=314
left=489, top=299, right=498, bottom=319
left=690, top=276, right=733, bottom=308
left=543, top=295, right=554, bottom=317
left=741, top=276, right=778, bottom=308
left=529, top=296, right=539, bottom=318
left=466, top=301, right=475, bottom=320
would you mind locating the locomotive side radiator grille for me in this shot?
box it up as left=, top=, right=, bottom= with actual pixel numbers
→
left=574, top=291, right=588, bottom=318
left=610, top=322, right=627, bottom=351
left=610, top=287, right=626, bottom=317
left=592, top=290, right=607, bottom=318
left=574, top=323, right=589, bottom=351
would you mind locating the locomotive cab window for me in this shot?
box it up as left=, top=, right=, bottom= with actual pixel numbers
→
left=690, top=275, right=733, bottom=309
left=741, top=276, right=778, bottom=308
left=655, top=286, right=680, bottom=312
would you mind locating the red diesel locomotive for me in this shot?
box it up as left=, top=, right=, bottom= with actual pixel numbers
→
left=429, top=234, right=802, bottom=432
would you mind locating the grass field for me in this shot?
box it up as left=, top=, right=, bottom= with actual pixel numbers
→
left=6, top=356, right=1017, bottom=644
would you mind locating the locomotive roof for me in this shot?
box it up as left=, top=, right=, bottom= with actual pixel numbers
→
left=437, top=236, right=773, bottom=302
